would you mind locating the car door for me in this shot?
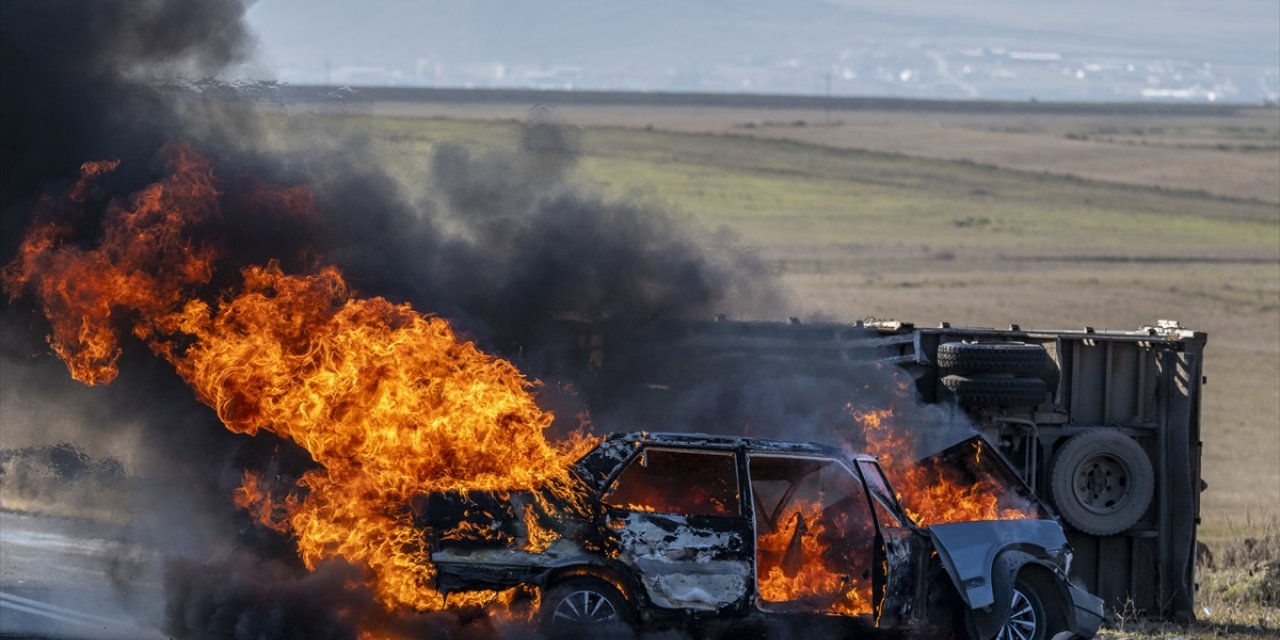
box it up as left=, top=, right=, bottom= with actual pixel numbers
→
left=746, top=454, right=879, bottom=619
left=599, top=446, right=754, bottom=612
left=856, top=458, right=930, bottom=628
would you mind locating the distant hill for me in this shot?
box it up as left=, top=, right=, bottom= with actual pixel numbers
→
left=244, top=0, right=1280, bottom=103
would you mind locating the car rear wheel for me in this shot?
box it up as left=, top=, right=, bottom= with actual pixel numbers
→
left=540, top=577, right=632, bottom=636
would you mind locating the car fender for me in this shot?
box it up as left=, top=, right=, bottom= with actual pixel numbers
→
left=927, top=519, right=1067, bottom=608
left=927, top=520, right=1070, bottom=638
left=972, top=549, right=1052, bottom=640
left=540, top=558, right=650, bottom=610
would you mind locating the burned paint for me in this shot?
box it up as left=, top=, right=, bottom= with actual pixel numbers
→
left=413, top=432, right=1101, bottom=639
left=612, top=512, right=751, bottom=611
left=877, top=527, right=923, bottom=626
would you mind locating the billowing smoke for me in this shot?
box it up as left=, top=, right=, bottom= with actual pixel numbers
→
left=0, top=1, right=1025, bottom=638
left=0, top=0, right=783, bottom=638
left=0, top=0, right=254, bottom=242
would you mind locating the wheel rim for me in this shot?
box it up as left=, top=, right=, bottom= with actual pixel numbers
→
left=998, top=588, right=1039, bottom=640
left=1073, top=453, right=1132, bottom=514
left=550, top=589, right=619, bottom=625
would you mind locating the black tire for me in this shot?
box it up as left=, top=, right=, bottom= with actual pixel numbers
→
left=540, top=577, right=633, bottom=637
left=960, top=573, right=1060, bottom=640
left=937, top=342, right=1051, bottom=377
left=1050, top=430, right=1155, bottom=536
left=1000, top=580, right=1047, bottom=640
left=941, top=375, right=1047, bottom=408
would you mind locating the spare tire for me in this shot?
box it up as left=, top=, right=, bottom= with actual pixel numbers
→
left=1049, top=430, right=1155, bottom=536
left=937, top=342, right=1052, bottom=376
left=941, top=375, right=1047, bottom=407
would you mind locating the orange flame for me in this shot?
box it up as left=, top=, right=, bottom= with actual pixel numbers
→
left=2, top=145, right=596, bottom=616
left=755, top=499, right=873, bottom=616
left=521, top=504, right=558, bottom=554
left=854, top=407, right=1034, bottom=524
left=2, top=146, right=220, bottom=385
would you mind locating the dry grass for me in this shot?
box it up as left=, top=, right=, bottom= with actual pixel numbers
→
left=348, top=100, right=1280, bottom=204
left=1098, top=519, right=1280, bottom=639
left=258, top=109, right=1278, bottom=531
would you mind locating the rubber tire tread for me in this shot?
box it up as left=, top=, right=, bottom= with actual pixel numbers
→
left=937, top=342, right=1051, bottom=376
left=540, top=577, right=634, bottom=638
left=941, top=375, right=1047, bottom=407
left=1049, top=430, right=1155, bottom=536
left=959, top=575, right=1052, bottom=640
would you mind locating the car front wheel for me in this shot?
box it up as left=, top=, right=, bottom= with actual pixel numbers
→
left=997, top=584, right=1045, bottom=640
left=962, top=572, right=1066, bottom=640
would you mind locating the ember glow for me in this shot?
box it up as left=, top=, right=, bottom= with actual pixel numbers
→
left=2, top=146, right=595, bottom=615
left=854, top=407, right=1035, bottom=524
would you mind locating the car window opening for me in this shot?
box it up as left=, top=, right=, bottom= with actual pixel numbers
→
left=602, top=448, right=740, bottom=517
left=750, top=455, right=876, bottom=616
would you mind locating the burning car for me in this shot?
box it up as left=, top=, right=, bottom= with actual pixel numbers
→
left=415, top=432, right=1104, bottom=639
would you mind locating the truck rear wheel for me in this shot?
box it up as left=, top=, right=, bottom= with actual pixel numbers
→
left=1050, top=430, right=1155, bottom=536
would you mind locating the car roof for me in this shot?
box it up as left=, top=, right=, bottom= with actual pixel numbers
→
left=571, top=431, right=880, bottom=492
left=602, top=431, right=875, bottom=461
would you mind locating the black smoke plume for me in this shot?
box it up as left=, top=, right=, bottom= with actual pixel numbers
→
left=0, top=1, right=783, bottom=638
left=0, top=0, right=253, bottom=248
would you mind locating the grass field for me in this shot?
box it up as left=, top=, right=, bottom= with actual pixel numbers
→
left=260, top=104, right=1279, bottom=636
left=354, top=99, right=1280, bottom=204
left=260, top=109, right=1279, bottom=528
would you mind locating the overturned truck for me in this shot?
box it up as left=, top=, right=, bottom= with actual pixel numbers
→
left=537, top=317, right=1206, bottom=621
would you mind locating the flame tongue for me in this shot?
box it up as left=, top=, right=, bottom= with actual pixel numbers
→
left=757, top=501, right=872, bottom=616
left=855, top=407, right=1034, bottom=524
left=3, top=146, right=221, bottom=384
left=2, top=145, right=595, bottom=612
left=174, top=263, right=594, bottom=609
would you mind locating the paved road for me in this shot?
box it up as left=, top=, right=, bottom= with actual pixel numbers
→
left=0, top=511, right=167, bottom=640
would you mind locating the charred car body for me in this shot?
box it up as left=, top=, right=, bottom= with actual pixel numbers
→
left=533, top=318, right=1205, bottom=621
left=416, top=432, right=1103, bottom=639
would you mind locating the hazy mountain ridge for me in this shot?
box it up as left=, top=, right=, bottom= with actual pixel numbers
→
left=245, top=0, right=1279, bottom=102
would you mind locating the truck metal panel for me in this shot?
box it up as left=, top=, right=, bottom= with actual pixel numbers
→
left=909, top=320, right=1204, bottom=621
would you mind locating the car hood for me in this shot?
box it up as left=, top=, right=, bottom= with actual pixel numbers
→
left=927, top=519, right=1069, bottom=609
